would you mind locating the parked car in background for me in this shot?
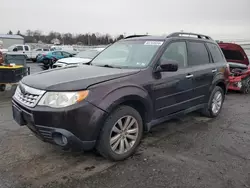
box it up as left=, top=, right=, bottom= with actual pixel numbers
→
left=31, top=48, right=50, bottom=62
left=37, top=50, right=73, bottom=69
left=50, top=45, right=78, bottom=55
left=218, top=43, right=249, bottom=65
left=219, top=43, right=250, bottom=93
left=8, top=44, right=50, bottom=62
left=12, top=32, right=228, bottom=161
left=52, top=47, right=105, bottom=68
left=0, top=51, right=4, bottom=64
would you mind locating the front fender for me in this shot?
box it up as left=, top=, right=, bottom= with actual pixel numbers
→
left=87, top=85, right=154, bottom=123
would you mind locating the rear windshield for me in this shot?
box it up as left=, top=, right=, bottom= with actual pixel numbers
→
left=221, top=49, right=244, bottom=61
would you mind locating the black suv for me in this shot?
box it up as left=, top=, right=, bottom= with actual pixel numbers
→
left=12, top=32, right=229, bottom=161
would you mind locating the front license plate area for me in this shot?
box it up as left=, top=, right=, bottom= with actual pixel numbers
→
left=12, top=105, right=26, bottom=126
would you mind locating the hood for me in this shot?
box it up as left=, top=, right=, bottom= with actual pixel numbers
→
left=57, top=57, right=91, bottom=64
left=219, top=43, right=249, bottom=65
left=21, top=65, right=140, bottom=91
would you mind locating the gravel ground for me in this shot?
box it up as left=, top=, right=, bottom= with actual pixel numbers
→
left=0, top=63, right=250, bottom=188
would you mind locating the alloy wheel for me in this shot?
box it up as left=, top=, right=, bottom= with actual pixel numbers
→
left=211, top=91, right=223, bottom=114
left=109, top=115, right=139, bottom=155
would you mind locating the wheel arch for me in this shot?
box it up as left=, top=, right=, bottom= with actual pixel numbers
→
left=93, top=85, right=154, bottom=132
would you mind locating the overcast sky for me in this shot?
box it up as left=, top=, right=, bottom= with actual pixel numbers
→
left=1, top=0, right=250, bottom=40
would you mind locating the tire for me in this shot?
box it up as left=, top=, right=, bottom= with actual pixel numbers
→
left=201, top=86, right=224, bottom=118
left=96, top=105, right=143, bottom=161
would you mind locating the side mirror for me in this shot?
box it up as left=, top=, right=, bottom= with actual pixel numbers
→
left=156, top=59, right=179, bottom=72
left=13, top=48, right=18, bottom=52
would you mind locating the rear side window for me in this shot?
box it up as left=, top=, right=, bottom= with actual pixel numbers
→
left=187, top=42, right=210, bottom=66
left=160, top=42, right=187, bottom=68
left=207, top=43, right=224, bottom=63
left=52, top=52, right=62, bottom=56
left=24, top=46, right=29, bottom=51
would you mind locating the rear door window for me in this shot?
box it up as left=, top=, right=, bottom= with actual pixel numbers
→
left=206, top=43, right=225, bottom=63
left=187, top=42, right=210, bottom=66
left=52, top=52, right=62, bottom=56
left=62, top=51, right=71, bottom=57
left=24, top=46, right=29, bottom=51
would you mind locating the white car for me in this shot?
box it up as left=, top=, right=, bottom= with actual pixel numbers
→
left=52, top=48, right=105, bottom=68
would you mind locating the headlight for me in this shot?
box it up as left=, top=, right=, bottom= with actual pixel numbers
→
left=38, top=90, right=89, bottom=108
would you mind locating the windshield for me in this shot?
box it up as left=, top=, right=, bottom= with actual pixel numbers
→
left=76, top=50, right=101, bottom=59
left=91, top=40, right=163, bottom=68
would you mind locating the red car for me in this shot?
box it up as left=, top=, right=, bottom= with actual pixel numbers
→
left=219, top=43, right=250, bottom=93
left=0, top=51, right=4, bottom=64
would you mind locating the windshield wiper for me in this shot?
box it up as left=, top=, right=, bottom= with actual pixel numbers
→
left=96, top=64, right=121, bottom=69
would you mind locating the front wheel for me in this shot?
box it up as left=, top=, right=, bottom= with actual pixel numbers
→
left=201, top=86, right=224, bottom=118
left=96, top=106, right=143, bottom=161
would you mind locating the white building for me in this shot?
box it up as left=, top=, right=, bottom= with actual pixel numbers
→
left=0, top=34, right=24, bottom=49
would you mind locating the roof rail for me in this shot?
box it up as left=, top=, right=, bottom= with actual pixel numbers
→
left=124, top=35, right=149, bottom=39
left=167, top=32, right=212, bottom=40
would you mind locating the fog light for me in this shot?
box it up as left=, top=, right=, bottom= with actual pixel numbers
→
left=53, top=133, right=68, bottom=146
left=62, top=135, right=68, bottom=145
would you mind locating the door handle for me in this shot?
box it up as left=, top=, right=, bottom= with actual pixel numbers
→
left=212, top=69, right=217, bottom=73
left=186, top=74, right=194, bottom=78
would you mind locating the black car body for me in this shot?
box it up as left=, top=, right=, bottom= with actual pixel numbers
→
left=12, top=32, right=229, bottom=161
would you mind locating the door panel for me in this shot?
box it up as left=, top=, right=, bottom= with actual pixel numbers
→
left=153, top=68, right=194, bottom=118
left=191, top=64, right=216, bottom=105
left=187, top=41, right=215, bottom=106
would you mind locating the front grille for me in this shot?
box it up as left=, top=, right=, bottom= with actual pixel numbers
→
left=13, top=83, right=45, bottom=107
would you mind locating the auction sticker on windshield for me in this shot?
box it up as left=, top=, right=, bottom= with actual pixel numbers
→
left=144, top=41, right=163, bottom=46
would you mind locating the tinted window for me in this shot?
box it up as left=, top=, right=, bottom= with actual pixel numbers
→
left=62, top=51, right=71, bottom=57
left=24, top=46, right=29, bottom=51
left=17, top=46, right=23, bottom=51
left=188, top=42, right=210, bottom=66
left=221, top=49, right=244, bottom=61
left=43, top=49, right=49, bottom=51
left=207, top=43, right=224, bottom=63
left=160, top=42, right=187, bottom=68
left=52, top=52, right=62, bottom=56
left=36, top=49, right=42, bottom=51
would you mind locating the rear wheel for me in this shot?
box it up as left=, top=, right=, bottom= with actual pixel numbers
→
left=201, top=86, right=224, bottom=118
left=96, top=105, right=143, bottom=161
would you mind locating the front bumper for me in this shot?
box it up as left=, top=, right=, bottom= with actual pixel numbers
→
left=12, top=99, right=107, bottom=150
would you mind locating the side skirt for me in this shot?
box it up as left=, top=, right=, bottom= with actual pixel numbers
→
left=145, top=104, right=206, bottom=131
